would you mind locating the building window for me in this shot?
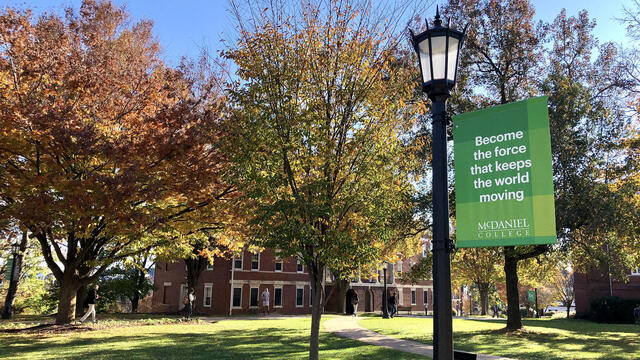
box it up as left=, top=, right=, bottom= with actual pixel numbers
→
left=165, top=262, right=169, bottom=271
left=232, top=287, right=242, bottom=308
left=632, top=268, right=640, bottom=276
left=398, top=289, right=404, bottom=305
left=233, top=255, right=243, bottom=270
left=296, top=287, right=304, bottom=307
left=397, top=261, right=402, bottom=273
left=274, top=287, right=283, bottom=307
left=204, top=284, right=212, bottom=307
left=411, top=289, right=416, bottom=305
left=206, top=262, right=214, bottom=271
left=251, top=253, right=260, bottom=271
left=275, top=251, right=283, bottom=272
left=297, top=259, right=303, bottom=273
left=309, top=288, right=313, bottom=307
left=250, top=287, right=259, bottom=307
left=423, top=290, right=428, bottom=306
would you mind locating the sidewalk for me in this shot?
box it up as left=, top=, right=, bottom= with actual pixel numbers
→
left=323, top=316, right=513, bottom=360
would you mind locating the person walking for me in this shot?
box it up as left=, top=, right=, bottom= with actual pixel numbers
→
left=492, top=304, right=499, bottom=318
left=351, top=292, right=359, bottom=317
left=183, top=289, right=195, bottom=321
left=389, top=292, right=397, bottom=318
left=634, top=304, right=640, bottom=324
left=261, top=288, right=270, bottom=315
left=79, top=284, right=100, bottom=324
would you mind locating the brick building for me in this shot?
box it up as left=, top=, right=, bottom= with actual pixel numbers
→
left=574, top=266, right=640, bottom=313
left=151, top=245, right=443, bottom=315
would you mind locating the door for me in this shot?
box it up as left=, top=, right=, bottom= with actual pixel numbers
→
left=179, top=284, right=188, bottom=310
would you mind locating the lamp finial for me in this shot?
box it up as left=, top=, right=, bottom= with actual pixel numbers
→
left=434, top=6, right=443, bottom=27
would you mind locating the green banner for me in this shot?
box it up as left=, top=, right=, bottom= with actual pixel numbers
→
left=4, top=258, right=12, bottom=280
left=528, top=290, right=536, bottom=303
left=453, top=96, right=557, bottom=248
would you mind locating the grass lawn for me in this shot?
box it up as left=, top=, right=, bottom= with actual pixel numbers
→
left=358, top=316, right=640, bottom=360
left=0, top=316, right=426, bottom=359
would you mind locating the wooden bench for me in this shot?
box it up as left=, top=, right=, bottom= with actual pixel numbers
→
left=396, top=305, right=412, bottom=315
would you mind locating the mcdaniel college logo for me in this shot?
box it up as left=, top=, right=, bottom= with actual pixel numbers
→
left=477, top=218, right=530, bottom=239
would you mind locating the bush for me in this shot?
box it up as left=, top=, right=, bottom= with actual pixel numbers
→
left=586, top=296, right=640, bottom=324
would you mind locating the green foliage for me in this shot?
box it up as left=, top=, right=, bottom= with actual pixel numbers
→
left=397, top=256, right=432, bottom=285
left=96, top=266, right=155, bottom=313
left=585, top=296, right=640, bottom=324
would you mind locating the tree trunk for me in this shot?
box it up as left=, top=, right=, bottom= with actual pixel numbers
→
left=131, top=269, right=145, bottom=312
left=75, top=285, right=88, bottom=316
left=504, top=249, right=522, bottom=331
left=2, top=231, right=28, bottom=319
left=185, top=257, right=206, bottom=294
left=566, top=303, right=570, bottom=318
left=334, top=279, right=348, bottom=314
left=309, top=265, right=324, bottom=360
left=56, top=276, right=82, bottom=324
left=477, top=283, right=489, bottom=316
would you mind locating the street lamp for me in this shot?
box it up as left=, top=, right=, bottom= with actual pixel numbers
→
left=11, top=242, right=20, bottom=256
left=2, top=240, right=21, bottom=319
left=410, top=6, right=466, bottom=360
left=382, top=262, right=389, bottom=319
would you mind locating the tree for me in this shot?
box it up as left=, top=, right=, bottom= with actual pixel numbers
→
left=451, top=248, right=503, bottom=315
left=96, top=260, right=155, bottom=313
left=446, top=0, right=638, bottom=330
left=445, top=0, right=545, bottom=331
left=552, top=267, right=574, bottom=318
left=225, top=1, right=422, bottom=358
left=0, top=1, right=234, bottom=324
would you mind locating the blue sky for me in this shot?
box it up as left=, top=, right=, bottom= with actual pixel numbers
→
left=0, top=0, right=634, bottom=65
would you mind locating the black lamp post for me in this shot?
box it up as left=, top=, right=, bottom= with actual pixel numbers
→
left=2, top=241, right=22, bottom=319
left=382, top=262, right=389, bottom=319
left=410, top=6, right=466, bottom=360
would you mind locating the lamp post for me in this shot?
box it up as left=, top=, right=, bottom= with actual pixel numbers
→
left=382, top=262, right=389, bottom=319
left=410, top=6, right=466, bottom=360
left=2, top=241, right=22, bottom=319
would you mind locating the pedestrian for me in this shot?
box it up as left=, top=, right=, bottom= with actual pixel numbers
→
left=261, top=288, right=270, bottom=315
left=79, top=284, right=100, bottom=324
left=351, top=292, right=359, bottom=317
left=389, top=292, right=397, bottom=318
left=634, top=304, right=640, bottom=324
left=492, top=304, right=499, bottom=318
left=183, top=289, right=195, bottom=321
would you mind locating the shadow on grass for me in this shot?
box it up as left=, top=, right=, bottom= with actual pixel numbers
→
left=0, top=326, right=423, bottom=360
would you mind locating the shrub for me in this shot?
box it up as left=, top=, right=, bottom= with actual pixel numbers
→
left=586, top=296, right=640, bottom=324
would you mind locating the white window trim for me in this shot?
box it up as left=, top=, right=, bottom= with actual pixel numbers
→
left=296, top=286, right=304, bottom=308
left=233, top=254, right=243, bottom=270
left=296, top=259, right=304, bottom=273
left=204, top=283, right=213, bottom=307
left=206, top=262, right=214, bottom=271
left=275, top=259, right=283, bottom=272
left=274, top=286, right=283, bottom=308
left=249, top=287, right=259, bottom=308
left=631, top=268, right=640, bottom=276
left=398, top=289, right=404, bottom=305
left=232, top=287, right=243, bottom=308
left=411, top=289, right=416, bottom=305
left=251, top=253, right=260, bottom=271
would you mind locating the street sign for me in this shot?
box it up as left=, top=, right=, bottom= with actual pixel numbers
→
left=528, top=290, right=536, bottom=303
left=453, top=96, right=557, bottom=248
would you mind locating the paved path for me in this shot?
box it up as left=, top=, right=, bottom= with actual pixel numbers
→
left=323, top=316, right=514, bottom=360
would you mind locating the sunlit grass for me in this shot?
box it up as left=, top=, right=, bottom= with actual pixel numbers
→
left=0, top=317, right=426, bottom=359
left=358, top=316, right=640, bottom=360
